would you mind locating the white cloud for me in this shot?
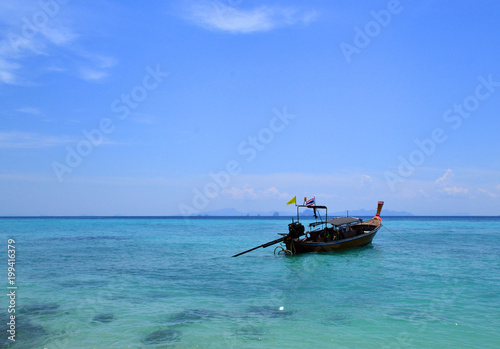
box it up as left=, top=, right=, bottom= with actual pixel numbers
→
left=0, top=131, right=74, bottom=149
left=78, top=54, right=117, bottom=81
left=39, top=26, right=78, bottom=46
left=418, top=189, right=429, bottom=197
left=360, top=174, right=373, bottom=186
left=93, top=55, right=118, bottom=69
left=130, top=113, right=158, bottom=125
left=221, top=186, right=257, bottom=199
left=0, top=1, right=114, bottom=84
left=0, top=173, right=54, bottom=183
left=16, top=107, right=41, bottom=115
left=261, top=186, right=289, bottom=199
left=478, top=188, right=497, bottom=198
left=435, top=169, right=453, bottom=184
left=187, top=1, right=317, bottom=33
left=438, top=186, right=468, bottom=196
left=0, top=56, right=21, bottom=84
left=221, top=186, right=289, bottom=200
left=79, top=67, right=109, bottom=81
left=0, top=21, right=76, bottom=84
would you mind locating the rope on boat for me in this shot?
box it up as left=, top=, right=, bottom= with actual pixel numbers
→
left=382, top=225, right=424, bottom=245
left=274, top=245, right=284, bottom=255
left=274, top=243, right=294, bottom=256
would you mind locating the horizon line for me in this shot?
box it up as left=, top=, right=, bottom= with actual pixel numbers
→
left=0, top=215, right=498, bottom=218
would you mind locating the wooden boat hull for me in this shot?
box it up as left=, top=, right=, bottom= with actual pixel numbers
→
left=286, top=224, right=380, bottom=254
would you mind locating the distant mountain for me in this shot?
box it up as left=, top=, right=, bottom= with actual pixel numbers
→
left=298, top=209, right=413, bottom=217
left=199, top=208, right=414, bottom=217
left=200, top=208, right=289, bottom=217
left=330, top=209, right=414, bottom=217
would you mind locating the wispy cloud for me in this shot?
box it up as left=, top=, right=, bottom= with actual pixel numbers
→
left=221, top=186, right=289, bottom=199
left=38, top=25, right=78, bottom=46
left=434, top=169, right=470, bottom=196
left=16, top=107, right=41, bottom=115
left=438, top=186, right=469, bottom=196
left=0, top=131, right=74, bottom=149
left=0, top=53, right=20, bottom=83
left=0, top=173, right=54, bottom=183
left=360, top=174, right=373, bottom=186
left=186, top=1, right=318, bottom=33
left=0, top=1, right=76, bottom=85
left=79, top=67, right=109, bottom=81
left=130, top=113, right=158, bottom=125
left=478, top=188, right=497, bottom=198
left=0, top=1, right=115, bottom=84
left=78, top=53, right=117, bottom=81
left=435, top=169, right=453, bottom=184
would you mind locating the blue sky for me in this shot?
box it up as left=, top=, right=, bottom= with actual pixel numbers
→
left=1, top=0, right=500, bottom=216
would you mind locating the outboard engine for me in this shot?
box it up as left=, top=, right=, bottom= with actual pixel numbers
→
left=288, top=222, right=305, bottom=239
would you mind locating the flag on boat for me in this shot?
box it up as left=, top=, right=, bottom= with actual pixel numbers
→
left=306, top=197, right=315, bottom=206
left=286, top=196, right=296, bottom=205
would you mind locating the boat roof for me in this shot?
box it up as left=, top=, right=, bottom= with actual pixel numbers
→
left=325, top=216, right=362, bottom=226
left=297, top=205, right=327, bottom=209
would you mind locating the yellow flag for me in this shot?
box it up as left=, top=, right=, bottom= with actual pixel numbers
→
left=286, top=196, right=296, bottom=205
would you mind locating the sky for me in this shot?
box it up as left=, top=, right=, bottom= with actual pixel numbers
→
left=1, top=0, right=500, bottom=216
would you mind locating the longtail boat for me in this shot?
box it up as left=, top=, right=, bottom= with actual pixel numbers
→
left=233, top=201, right=384, bottom=257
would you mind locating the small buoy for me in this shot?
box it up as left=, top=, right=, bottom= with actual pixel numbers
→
left=455, top=323, right=458, bottom=326
left=279, top=306, right=284, bottom=311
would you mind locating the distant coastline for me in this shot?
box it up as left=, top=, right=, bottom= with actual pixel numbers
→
left=196, top=207, right=414, bottom=217
left=2, top=214, right=499, bottom=219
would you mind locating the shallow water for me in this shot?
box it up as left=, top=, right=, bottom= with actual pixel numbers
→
left=1, top=216, right=499, bottom=348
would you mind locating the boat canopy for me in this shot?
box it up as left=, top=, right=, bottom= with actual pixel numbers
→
left=303, top=205, right=327, bottom=209
left=325, top=216, right=362, bottom=226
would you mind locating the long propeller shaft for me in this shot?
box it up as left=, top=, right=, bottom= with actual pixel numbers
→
left=232, top=237, right=285, bottom=257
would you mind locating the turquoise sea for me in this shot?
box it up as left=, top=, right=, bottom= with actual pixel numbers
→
left=1, top=216, right=499, bottom=348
